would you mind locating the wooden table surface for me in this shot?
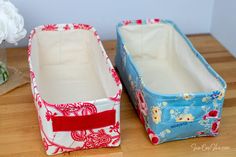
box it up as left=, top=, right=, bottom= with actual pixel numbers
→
left=0, top=34, right=236, bottom=157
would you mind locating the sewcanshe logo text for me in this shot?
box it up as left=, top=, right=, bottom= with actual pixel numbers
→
left=190, top=143, right=231, bottom=152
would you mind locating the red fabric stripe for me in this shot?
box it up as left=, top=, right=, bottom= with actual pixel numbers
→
left=52, top=110, right=116, bottom=132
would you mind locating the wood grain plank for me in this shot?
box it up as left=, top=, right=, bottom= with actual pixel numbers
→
left=188, top=34, right=227, bottom=53
left=0, top=34, right=236, bottom=157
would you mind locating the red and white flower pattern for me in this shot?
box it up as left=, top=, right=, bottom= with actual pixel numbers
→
left=203, top=110, right=218, bottom=120
left=73, top=24, right=92, bottom=30
left=123, top=20, right=132, bottom=25
left=136, top=90, right=148, bottom=116
left=63, top=24, right=70, bottom=30
left=122, top=18, right=160, bottom=26
left=135, top=90, right=148, bottom=125
left=136, top=19, right=142, bottom=25
left=110, top=67, right=121, bottom=86
left=211, top=119, right=221, bottom=134
left=28, top=23, right=122, bottom=155
left=147, top=128, right=159, bottom=145
left=42, top=24, right=58, bottom=31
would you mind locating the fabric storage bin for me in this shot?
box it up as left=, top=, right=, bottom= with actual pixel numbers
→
left=28, top=24, right=122, bottom=155
left=115, top=19, right=226, bottom=144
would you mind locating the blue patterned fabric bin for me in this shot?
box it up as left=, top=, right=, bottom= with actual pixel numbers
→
left=115, top=19, right=227, bottom=144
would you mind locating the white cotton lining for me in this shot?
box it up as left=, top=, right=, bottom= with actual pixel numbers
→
left=30, top=28, right=117, bottom=104
left=119, top=23, right=222, bottom=94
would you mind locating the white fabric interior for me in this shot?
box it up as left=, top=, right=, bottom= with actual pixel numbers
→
left=31, top=28, right=118, bottom=104
left=119, top=23, right=222, bottom=94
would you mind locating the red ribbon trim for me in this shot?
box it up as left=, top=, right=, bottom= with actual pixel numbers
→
left=52, top=110, right=116, bottom=132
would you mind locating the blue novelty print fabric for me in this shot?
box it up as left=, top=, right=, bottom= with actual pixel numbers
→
left=115, top=19, right=227, bottom=144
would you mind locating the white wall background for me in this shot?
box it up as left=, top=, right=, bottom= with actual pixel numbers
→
left=10, top=0, right=215, bottom=47
left=211, top=0, right=236, bottom=57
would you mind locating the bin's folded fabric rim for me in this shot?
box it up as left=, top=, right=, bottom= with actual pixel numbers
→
left=28, top=23, right=122, bottom=107
left=116, top=18, right=226, bottom=99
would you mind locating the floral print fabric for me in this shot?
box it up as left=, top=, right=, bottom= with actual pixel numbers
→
left=115, top=19, right=226, bottom=145
left=28, top=24, right=122, bottom=155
